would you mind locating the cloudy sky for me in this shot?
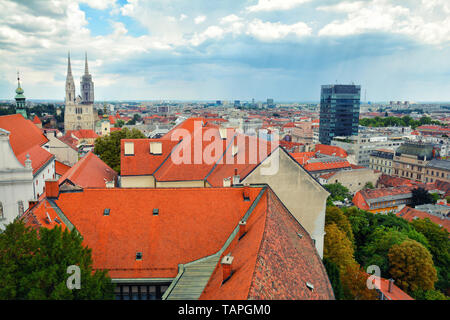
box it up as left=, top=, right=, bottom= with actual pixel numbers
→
left=1, top=0, right=450, bottom=102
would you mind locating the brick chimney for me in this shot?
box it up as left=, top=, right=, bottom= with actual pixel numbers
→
left=388, top=279, right=394, bottom=293
left=45, top=179, right=59, bottom=199
left=221, top=255, right=234, bottom=282
left=239, top=220, right=247, bottom=239
left=232, top=168, right=240, bottom=185
left=243, top=185, right=250, bottom=200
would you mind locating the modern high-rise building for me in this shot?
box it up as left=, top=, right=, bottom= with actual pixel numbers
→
left=319, top=84, right=361, bottom=145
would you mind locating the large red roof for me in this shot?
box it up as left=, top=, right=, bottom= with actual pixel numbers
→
left=303, top=160, right=351, bottom=172
left=314, top=144, right=348, bottom=158
left=58, top=151, right=117, bottom=188
left=53, top=187, right=263, bottom=279
left=55, top=161, right=71, bottom=176
left=0, top=114, right=53, bottom=174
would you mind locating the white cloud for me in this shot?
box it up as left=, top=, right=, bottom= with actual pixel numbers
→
left=79, top=0, right=117, bottom=10
left=194, top=15, right=206, bottom=24
left=180, top=14, right=188, bottom=21
left=246, top=0, right=312, bottom=12
left=246, top=19, right=312, bottom=41
left=318, top=0, right=450, bottom=45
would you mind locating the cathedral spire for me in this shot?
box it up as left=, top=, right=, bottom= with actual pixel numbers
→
left=65, top=51, right=75, bottom=104
left=66, top=51, right=73, bottom=80
left=84, top=52, right=89, bottom=75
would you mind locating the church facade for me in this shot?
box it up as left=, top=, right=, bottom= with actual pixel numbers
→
left=64, top=53, right=95, bottom=131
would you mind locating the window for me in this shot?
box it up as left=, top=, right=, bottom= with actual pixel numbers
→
left=114, top=283, right=170, bottom=300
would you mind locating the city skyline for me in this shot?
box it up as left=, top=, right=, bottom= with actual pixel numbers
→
left=1, top=0, right=450, bottom=101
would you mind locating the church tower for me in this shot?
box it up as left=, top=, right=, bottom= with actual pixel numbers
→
left=64, top=52, right=95, bottom=132
left=80, top=52, right=94, bottom=105
left=65, top=52, right=76, bottom=104
left=15, top=72, right=27, bottom=118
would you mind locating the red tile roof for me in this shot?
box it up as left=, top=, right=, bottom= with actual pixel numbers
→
left=303, top=160, right=351, bottom=172
left=370, top=277, right=414, bottom=300
left=290, top=152, right=315, bottom=165
left=200, top=189, right=334, bottom=300
left=58, top=151, right=117, bottom=188
left=22, top=199, right=68, bottom=231
left=0, top=114, right=53, bottom=174
left=32, top=115, right=42, bottom=124
left=314, top=144, right=348, bottom=158
left=68, top=129, right=99, bottom=140
left=397, top=206, right=450, bottom=232
left=55, top=160, right=72, bottom=176
left=53, top=187, right=263, bottom=279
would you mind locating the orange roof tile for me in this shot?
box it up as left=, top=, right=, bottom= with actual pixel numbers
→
left=58, top=152, right=117, bottom=188
left=303, top=160, right=351, bottom=172
left=200, top=188, right=334, bottom=300
left=32, top=115, right=42, bottom=124
left=397, top=206, right=450, bottom=232
left=314, top=144, right=348, bottom=158
left=53, top=187, right=263, bottom=278
left=55, top=160, right=72, bottom=176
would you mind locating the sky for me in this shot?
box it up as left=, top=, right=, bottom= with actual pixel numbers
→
left=1, top=0, right=450, bottom=102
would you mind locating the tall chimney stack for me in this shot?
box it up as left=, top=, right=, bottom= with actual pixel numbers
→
left=45, top=179, right=60, bottom=199
left=239, top=220, right=247, bottom=239
left=232, top=168, right=240, bottom=185
left=221, top=255, right=234, bottom=282
left=388, top=279, right=394, bottom=293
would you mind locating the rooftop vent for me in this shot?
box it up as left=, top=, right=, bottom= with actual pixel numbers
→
left=104, top=208, right=110, bottom=216
left=54, top=217, right=61, bottom=224
left=306, top=282, right=314, bottom=291
left=297, top=232, right=303, bottom=239
left=153, top=208, right=159, bottom=215
left=136, top=252, right=143, bottom=260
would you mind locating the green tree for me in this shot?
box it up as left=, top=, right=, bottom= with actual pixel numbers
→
left=324, top=223, right=356, bottom=271
left=323, top=258, right=344, bottom=300
left=324, top=183, right=352, bottom=202
left=325, top=206, right=354, bottom=243
left=388, top=239, right=437, bottom=294
left=411, top=187, right=434, bottom=207
left=0, top=220, right=114, bottom=300
left=411, top=218, right=450, bottom=295
left=114, top=119, right=125, bottom=128
left=93, top=127, right=146, bottom=173
left=363, top=182, right=374, bottom=190
left=412, top=288, right=449, bottom=300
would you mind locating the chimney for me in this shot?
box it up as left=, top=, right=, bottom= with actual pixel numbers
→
left=243, top=185, right=250, bottom=201
left=221, top=255, right=234, bottom=282
left=223, top=177, right=231, bottom=187
left=232, top=168, right=240, bottom=185
left=45, top=179, right=59, bottom=198
left=388, top=279, right=394, bottom=293
left=238, top=220, right=247, bottom=239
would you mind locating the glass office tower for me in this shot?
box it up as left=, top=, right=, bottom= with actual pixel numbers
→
left=319, top=84, right=361, bottom=145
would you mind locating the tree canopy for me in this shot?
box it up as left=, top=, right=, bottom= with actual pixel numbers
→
left=359, top=116, right=443, bottom=130
left=93, top=127, right=147, bottom=173
left=411, top=187, right=434, bottom=207
left=0, top=220, right=114, bottom=300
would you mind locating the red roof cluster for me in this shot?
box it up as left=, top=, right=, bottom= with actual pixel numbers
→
left=58, top=151, right=117, bottom=188
left=0, top=114, right=53, bottom=174
left=121, top=118, right=277, bottom=185
left=314, top=144, right=348, bottom=158
left=397, top=206, right=450, bottom=232
left=23, top=185, right=334, bottom=299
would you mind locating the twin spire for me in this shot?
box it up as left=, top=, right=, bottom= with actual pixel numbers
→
left=66, top=51, right=90, bottom=78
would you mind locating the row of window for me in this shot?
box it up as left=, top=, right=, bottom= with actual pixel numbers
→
left=114, top=284, right=170, bottom=300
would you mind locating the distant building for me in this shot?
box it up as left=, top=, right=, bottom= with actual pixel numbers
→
left=64, top=52, right=95, bottom=131
left=424, top=159, right=450, bottom=183
left=370, top=149, right=395, bottom=175
left=353, top=186, right=413, bottom=214
left=319, top=84, right=361, bottom=145
left=392, top=142, right=439, bottom=182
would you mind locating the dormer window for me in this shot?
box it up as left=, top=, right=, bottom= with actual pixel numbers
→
left=136, top=252, right=143, bottom=260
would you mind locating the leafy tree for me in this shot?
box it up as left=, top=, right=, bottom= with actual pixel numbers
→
left=0, top=220, right=114, bottom=300
left=363, top=182, right=374, bottom=190
left=324, top=223, right=356, bottom=272
left=114, top=119, right=125, bottom=128
left=412, top=288, right=449, bottom=300
left=411, top=218, right=450, bottom=295
left=323, top=258, right=344, bottom=300
left=340, top=264, right=378, bottom=300
left=325, top=206, right=354, bottom=243
left=324, top=183, right=352, bottom=202
left=388, top=239, right=437, bottom=294
left=93, top=127, right=146, bottom=173
left=411, top=187, right=434, bottom=207
left=430, top=192, right=440, bottom=204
